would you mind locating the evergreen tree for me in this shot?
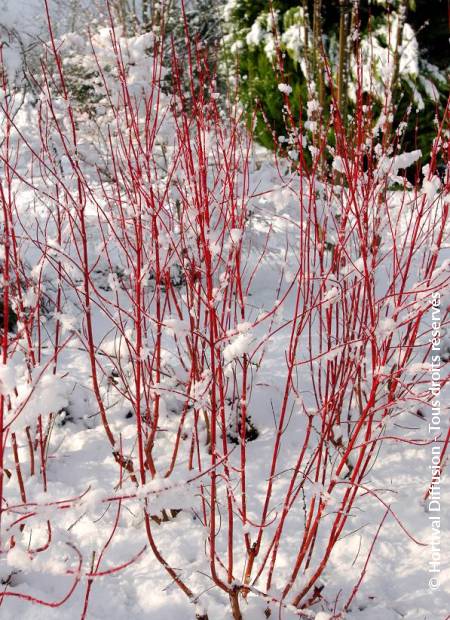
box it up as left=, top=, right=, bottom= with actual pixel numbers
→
left=223, top=0, right=449, bottom=161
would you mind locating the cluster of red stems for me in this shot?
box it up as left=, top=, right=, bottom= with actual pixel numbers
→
left=0, top=3, right=449, bottom=619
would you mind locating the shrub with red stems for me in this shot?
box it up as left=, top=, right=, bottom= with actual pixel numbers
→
left=0, top=3, right=448, bottom=619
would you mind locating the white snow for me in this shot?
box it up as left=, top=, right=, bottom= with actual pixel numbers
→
left=278, top=83, right=293, bottom=96
left=223, top=332, right=253, bottom=363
